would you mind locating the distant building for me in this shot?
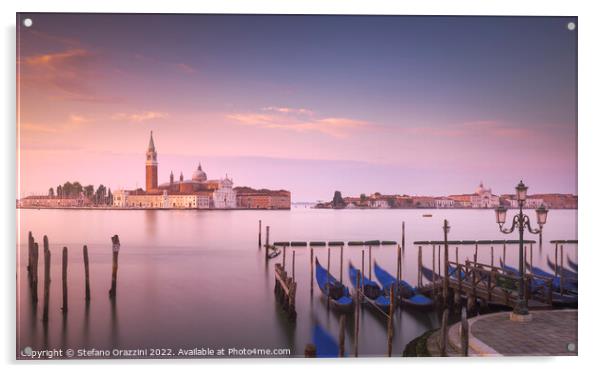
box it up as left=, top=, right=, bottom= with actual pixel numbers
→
left=412, top=196, right=436, bottom=208
left=435, top=197, right=455, bottom=208
left=18, top=195, right=89, bottom=208
left=112, top=132, right=287, bottom=209
left=235, top=187, right=291, bottom=209
left=448, top=182, right=500, bottom=208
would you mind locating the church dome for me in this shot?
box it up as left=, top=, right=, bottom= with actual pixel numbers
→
left=476, top=182, right=491, bottom=195
left=192, top=163, right=207, bottom=182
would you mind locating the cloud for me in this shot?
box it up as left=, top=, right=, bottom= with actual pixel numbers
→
left=174, top=63, right=198, bottom=74
left=262, top=107, right=314, bottom=116
left=227, top=108, right=369, bottom=138
left=111, top=111, right=169, bottom=123
left=19, top=48, right=114, bottom=102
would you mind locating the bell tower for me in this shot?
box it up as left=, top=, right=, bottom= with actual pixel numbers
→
left=146, top=131, right=158, bottom=191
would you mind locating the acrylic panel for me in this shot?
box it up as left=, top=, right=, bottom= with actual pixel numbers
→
left=16, top=13, right=577, bottom=359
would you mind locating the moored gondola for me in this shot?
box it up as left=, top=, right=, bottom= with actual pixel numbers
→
left=374, top=262, right=434, bottom=310
left=348, top=262, right=390, bottom=313
left=315, top=258, right=354, bottom=313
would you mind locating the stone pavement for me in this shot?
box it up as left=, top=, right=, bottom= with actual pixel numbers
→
left=470, top=310, right=577, bottom=356
left=427, top=309, right=577, bottom=356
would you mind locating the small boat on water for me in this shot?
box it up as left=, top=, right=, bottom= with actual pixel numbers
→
left=315, top=258, right=354, bottom=313
left=374, top=262, right=434, bottom=310
left=422, top=214, right=433, bottom=217
left=311, top=324, right=340, bottom=357
left=567, top=257, right=578, bottom=272
left=348, top=262, right=390, bottom=313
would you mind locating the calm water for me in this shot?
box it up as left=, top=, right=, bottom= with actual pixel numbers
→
left=16, top=207, right=577, bottom=358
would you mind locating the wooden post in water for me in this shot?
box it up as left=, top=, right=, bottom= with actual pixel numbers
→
left=32, top=242, right=39, bottom=303
left=109, top=235, right=120, bottom=299
left=560, top=244, right=565, bottom=294
left=402, top=221, right=405, bottom=252
left=440, top=308, right=449, bottom=357
left=432, top=244, right=436, bottom=285
left=354, top=271, right=360, bottom=357
left=474, top=244, right=478, bottom=264
left=503, top=242, right=506, bottom=267
left=327, top=247, right=331, bottom=309
left=42, top=236, right=50, bottom=323
left=265, top=226, right=270, bottom=247
left=396, top=245, right=401, bottom=284
left=310, top=247, right=314, bottom=295
left=62, top=247, right=68, bottom=313
left=283, top=245, right=286, bottom=270
left=554, top=243, right=559, bottom=276
left=292, top=250, right=296, bottom=280
left=418, top=246, right=423, bottom=287
left=258, top=220, right=262, bottom=247
left=460, top=306, right=469, bottom=356
left=368, top=245, right=372, bottom=281
left=455, top=247, right=459, bottom=270
left=490, top=246, right=494, bottom=267
left=443, top=220, right=450, bottom=303
left=361, top=250, right=365, bottom=293
left=339, top=246, right=343, bottom=283
left=83, top=245, right=90, bottom=302
left=437, top=245, right=441, bottom=279
left=387, top=284, right=394, bottom=357
left=338, top=315, right=346, bottom=357
left=27, top=231, right=33, bottom=283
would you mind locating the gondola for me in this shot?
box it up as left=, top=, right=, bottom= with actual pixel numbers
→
left=500, top=261, right=578, bottom=306
left=266, top=246, right=281, bottom=259
left=546, top=256, right=578, bottom=281
left=526, top=262, right=578, bottom=293
left=374, top=262, right=434, bottom=310
left=567, top=257, right=578, bottom=272
left=311, top=324, right=339, bottom=357
left=314, top=258, right=354, bottom=313
left=420, top=264, right=467, bottom=283
left=348, top=262, right=390, bottom=313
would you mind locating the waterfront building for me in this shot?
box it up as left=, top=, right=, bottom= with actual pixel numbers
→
left=18, top=195, right=89, bottom=208
left=435, top=197, right=455, bottom=208
left=112, top=132, right=288, bottom=209
left=235, top=187, right=291, bottom=209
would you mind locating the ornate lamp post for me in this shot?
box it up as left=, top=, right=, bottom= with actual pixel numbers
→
left=495, top=180, right=548, bottom=321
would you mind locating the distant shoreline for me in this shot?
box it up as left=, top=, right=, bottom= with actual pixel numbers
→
left=16, top=206, right=576, bottom=211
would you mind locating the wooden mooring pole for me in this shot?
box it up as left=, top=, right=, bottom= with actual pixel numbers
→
left=474, top=244, right=478, bottom=263
left=554, top=243, right=559, bottom=276
left=443, top=220, right=450, bottom=303
left=368, top=245, right=372, bottom=281
left=402, top=221, right=405, bottom=252
left=32, top=242, right=39, bottom=303
left=292, top=250, right=296, bottom=280
left=62, top=247, right=68, bottom=313
left=529, top=243, right=533, bottom=274
left=339, top=315, right=346, bottom=357
left=361, top=250, right=365, bottom=293
left=339, top=246, right=343, bottom=283
left=461, top=306, right=469, bottom=356
left=283, top=245, right=286, bottom=270
left=265, top=226, right=270, bottom=247
left=258, top=220, right=262, bottom=247
left=354, top=271, right=360, bottom=357
left=310, top=247, right=314, bottom=295
left=503, top=242, right=507, bottom=267
left=42, top=235, right=50, bottom=323
left=109, top=235, right=120, bottom=299
left=387, top=284, right=394, bottom=357
left=440, top=308, right=449, bottom=357
left=83, top=245, right=91, bottom=302
left=27, top=231, right=33, bottom=282
left=560, top=244, right=565, bottom=294
left=418, top=246, right=423, bottom=287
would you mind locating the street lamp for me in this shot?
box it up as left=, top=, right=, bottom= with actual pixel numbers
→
left=495, top=180, right=548, bottom=321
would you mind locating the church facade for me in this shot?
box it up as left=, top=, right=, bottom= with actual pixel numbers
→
left=112, top=132, right=289, bottom=209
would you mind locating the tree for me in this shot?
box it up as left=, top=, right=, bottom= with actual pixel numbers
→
left=56, top=185, right=62, bottom=198
left=332, top=190, right=345, bottom=208
left=360, top=193, right=367, bottom=202
left=62, top=182, right=73, bottom=197
left=72, top=182, right=83, bottom=196
left=84, top=185, right=94, bottom=198
left=107, top=188, right=113, bottom=205
left=387, top=197, right=396, bottom=208
left=48, top=187, right=54, bottom=198
left=95, top=184, right=107, bottom=205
